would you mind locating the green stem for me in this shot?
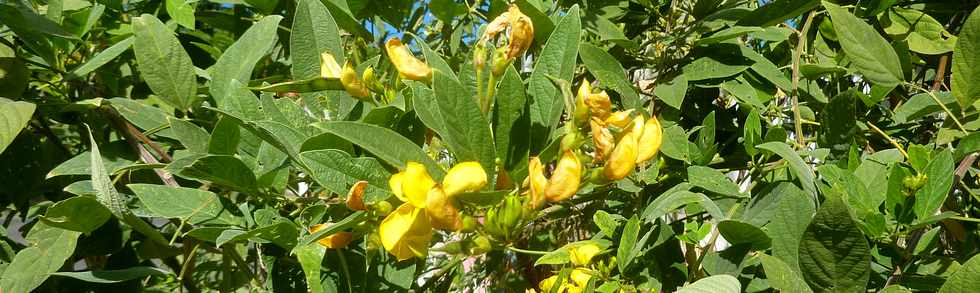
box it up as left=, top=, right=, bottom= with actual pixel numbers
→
left=337, top=249, right=353, bottom=293
left=506, top=246, right=549, bottom=255
left=907, top=82, right=966, bottom=132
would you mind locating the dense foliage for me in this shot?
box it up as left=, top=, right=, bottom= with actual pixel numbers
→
left=2, top=0, right=980, bottom=292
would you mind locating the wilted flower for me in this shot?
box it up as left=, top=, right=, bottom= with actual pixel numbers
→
left=590, top=118, right=614, bottom=162
left=481, top=5, right=535, bottom=60
left=586, top=91, right=612, bottom=120
left=308, top=224, right=353, bottom=249
left=385, top=38, right=431, bottom=81
left=603, top=109, right=634, bottom=129
left=340, top=62, right=370, bottom=99
left=346, top=180, right=368, bottom=211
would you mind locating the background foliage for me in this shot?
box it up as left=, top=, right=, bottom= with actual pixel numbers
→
left=2, top=0, right=980, bottom=292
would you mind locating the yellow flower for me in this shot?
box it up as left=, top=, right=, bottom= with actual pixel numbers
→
left=569, top=244, right=601, bottom=266
left=573, top=81, right=591, bottom=125
left=537, top=269, right=594, bottom=293
left=346, top=180, right=368, bottom=211
left=603, top=109, right=634, bottom=129
left=603, top=131, right=639, bottom=181
left=385, top=38, right=431, bottom=81
left=527, top=157, right=548, bottom=209
left=545, top=150, right=582, bottom=202
left=319, top=52, right=343, bottom=78
left=586, top=91, right=612, bottom=120
left=380, top=161, right=487, bottom=260
left=506, top=5, right=534, bottom=59
left=590, top=118, right=614, bottom=162
left=308, top=224, right=353, bottom=249
left=341, top=62, right=370, bottom=99
left=636, top=116, right=663, bottom=163
left=379, top=203, right=433, bottom=261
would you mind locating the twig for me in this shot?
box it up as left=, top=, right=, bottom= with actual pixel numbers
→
left=790, top=11, right=816, bottom=149
left=178, top=242, right=202, bottom=293
left=866, top=121, right=909, bottom=159
left=100, top=106, right=179, bottom=186
left=906, top=83, right=966, bottom=132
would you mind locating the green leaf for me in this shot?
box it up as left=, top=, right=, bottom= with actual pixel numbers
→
left=675, top=274, right=741, bottom=293
left=312, top=121, right=444, bottom=178
left=818, top=90, right=858, bottom=160
left=210, top=15, right=282, bottom=109
left=41, top=196, right=111, bottom=233
left=642, top=187, right=724, bottom=223
left=913, top=150, right=954, bottom=219
left=682, top=55, right=751, bottom=81
left=132, top=14, right=197, bottom=110
left=431, top=71, right=496, bottom=178
left=758, top=142, right=817, bottom=197
left=759, top=254, right=814, bottom=293
left=208, top=116, right=240, bottom=155
left=108, top=98, right=178, bottom=139
left=768, top=183, right=814, bottom=273
left=824, top=2, right=903, bottom=87
left=129, top=184, right=241, bottom=226
left=939, top=253, right=980, bottom=293
left=952, top=7, right=980, bottom=108
left=0, top=99, right=35, bottom=154
left=696, top=26, right=762, bottom=45
left=893, top=91, right=960, bottom=123
left=165, top=0, right=195, bottom=29
left=216, top=222, right=298, bottom=249
left=744, top=109, right=762, bottom=157
left=738, top=0, right=820, bottom=27
left=617, top=215, right=640, bottom=273
left=718, top=220, right=771, bottom=250
left=527, top=5, right=580, bottom=153
left=579, top=43, right=640, bottom=108
left=168, top=117, right=210, bottom=153
left=69, top=36, right=133, bottom=78
left=300, top=149, right=391, bottom=203
left=50, top=266, right=172, bottom=283
left=493, top=66, right=530, bottom=180
left=428, top=0, right=467, bottom=23
left=0, top=222, right=81, bottom=293
left=883, top=8, right=956, bottom=55
left=687, top=166, right=744, bottom=198
left=46, top=141, right=137, bottom=178
left=653, top=74, right=688, bottom=110
left=291, top=0, right=343, bottom=80
left=798, top=196, right=871, bottom=293
left=294, top=243, right=327, bottom=293
left=174, top=155, right=257, bottom=193
left=593, top=210, right=624, bottom=238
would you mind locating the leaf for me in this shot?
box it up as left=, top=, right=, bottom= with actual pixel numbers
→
left=46, top=141, right=137, bottom=178
left=210, top=15, right=282, bottom=109
left=50, top=266, right=172, bottom=283
left=738, top=0, right=820, bottom=27
left=939, top=253, right=980, bottom=293
left=893, top=91, right=960, bottom=123
left=493, top=66, right=530, bottom=179
left=165, top=0, right=195, bottom=29
left=675, top=274, right=741, bottom=293
left=696, top=26, right=762, bottom=45
left=208, top=116, right=240, bottom=155
left=527, top=5, right=580, bottom=153
left=717, top=220, right=771, bottom=250
left=642, top=187, right=725, bottom=223
left=86, top=126, right=169, bottom=246
left=216, top=222, right=298, bottom=249
left=312, top=121, right=444, bottom=178
left=0, top=99, right=35, bottom=154
left=768, top=184, right=815, bottom=273
left=129, top=184, right=241, bottom=226
left=579, top=43, right=640, bottom=108
left=108, top=98, right=178, bottom=139
left=883, top=8, right=956, bottom=55
left=798, top=196, right=871, bottom=293
left=653, top=74, right=688, bottom=110
left=744, top=109, right=762, bottom=157
left=681, top=55, right=751, bottom=81
left=291, top=0, right=343, bottom=80
left=69, top=36, right=133, bottom=78
left=952, top=7, right=980, bottom=108
left=431, top=71, right=496, bottom=179
left=687, top=166, right=744, bottom=198
left=174, top=155, right=257, bottom=193
left=913, top=150, right=954, bottom=219
left=132, top=14, right=197, bottom=110
left=294, top=243, right=327, bottom=293
left=0, top=222, right=81, bottom=293
left=300, top=149, right=391, bottom=203
left=759, top=254, right=814, bottom=293
left=593, top=210, right=624, bottom=238
left=824, top=2, right=903, bottom=87
left=617, top=215, right=640, bottom=273
left=168, top=117, right=210, bottom=153
left=41, top=196, right=111, bottom=233
left=758, top=142, right=817, bottom=197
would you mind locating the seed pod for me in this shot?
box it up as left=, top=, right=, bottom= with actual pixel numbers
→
left=545, top=150, right=583, bottom=202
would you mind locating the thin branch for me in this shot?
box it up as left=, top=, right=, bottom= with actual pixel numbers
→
left=866, top=121, right=909, bottom=159
left=790, top=11, right=816, bottom=149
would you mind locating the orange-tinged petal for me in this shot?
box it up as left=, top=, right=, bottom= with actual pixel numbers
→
left=528, top=157, right=548, bottom=209
left=385, top=38, right=431, bottom=81
left=636, top=116, right=664, bottom=163
left=586, top=91, right=612, bottom=120
left=425, top=187, right=462, bottom=231
left=441, top=161, right=488, bottom=196
left=320, top=52, right=343, bottom=78
left=341, top=62, right=370, bottom=99
left=590, top=118, right=614, bottom=162
left=603, top=132, right=638, bottom=180
left=379, top=203, right=433, bottom=261
left=308, top=224, right=353, bottom=249
left=506, top=5, right=534, bottom=59
left=603, top=109, right=633, bottom=129
left=545, top=150, right=582, bottom=202
left=400, top=162, right=435, bottom=208
left=346, top=180, right=368, bottom=211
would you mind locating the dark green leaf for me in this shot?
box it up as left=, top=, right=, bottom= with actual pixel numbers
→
left=952, top=7, right=980, bottom=108
left=129, top=184, right=241, bottom=226
left=291, top=0, right=343, bottom=80
left=0, top=99, right=35, bottom=154
left=50, top=266, right=172, bottom=283
left=527, top=5, right=580, bottom=153
left=133, top=14, right=197, bottom=110
left=798, top=196, right=871, bottom=293
left=824, top=2, right=903, bottom=87
left=718, top=220, right=771, bottom=250
left=913, top=150, right=954, bottom=219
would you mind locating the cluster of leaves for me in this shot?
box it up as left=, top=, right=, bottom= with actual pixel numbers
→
left=3, top=0, right=980, bottom=292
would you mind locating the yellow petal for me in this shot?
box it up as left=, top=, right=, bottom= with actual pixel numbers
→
left=603, top=109, right=633, bottom=129
left=400, top=162, right=435, bottom=209
left=389, top=171, right=406, bottom=202
left=603, top=132, right=638, bottom=180
left=319, top=52, right=343, bottom=78
left=528, top=157, right=548, bottom=209
left=538, top=276, right=559, bottom=293
left=379, top=203, right=433, bottom=261
left=590, top=118, right=614, bottom=162
left=385, top=38, right=432, bottom=81
left=506, top=5, right=534, bottom=59
left=569, top=244, right=601, bottom=266
left=636, top=116, right=664, bottom=163
left=442, top=161, right=488, bottom=196
left=425, top=187, right=461, bottom=231
left=570, top=269, right=593, bottom=288
left=341, top=62, right=370, bottom=99
left=586, top=91, right=612, bottom=120
left=545, top=150, right=582, bottom=202
left=308, top=224, right=353, bottom=249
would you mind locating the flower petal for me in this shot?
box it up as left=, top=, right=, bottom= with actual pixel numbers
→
left=425, top=187, right=461, bottom=231
left=442, top=161, right=488, bottom=196
left=379, top=203, right=433, bottom=261
left=385, top=38, right=432, bottom=81
left=400, top=162, right=435, bottom=208
left=545, top=150, right=582, bottom=202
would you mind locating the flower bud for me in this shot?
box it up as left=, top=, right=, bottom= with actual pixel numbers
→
left=469, top=235, right=492, bottom=255
left=590, top=118, right=614, bottom=162
left=319, top=52, right=343, bottom=78
left=361, top=67, right=384, bottom=93
left=573, top=81, right=591, bottom=127
left=346, top=180, right=368, bottom=211
left=460, top=215, right=478, bottom=233
left=527, top=157, right=548, bottom=209
left=492, top=47, right=511, bottom=77
left=604, top=109, right=634, bottom=129
left=545, top=150, right=582, bottom=202
left=499, top=194, right=523, bottom=236
left=636, top=116, right=664, bottom=163
left=372, top=200, right=394, bottom=216
left=586, top=91, right=612, bottom=120
left=341, top=62, right=371, bottom=100
left=308, top=224, right=353, bottom=249
left=385, top=38, right=431, bottom=81
left=603, top=132, right=639, bottom=181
